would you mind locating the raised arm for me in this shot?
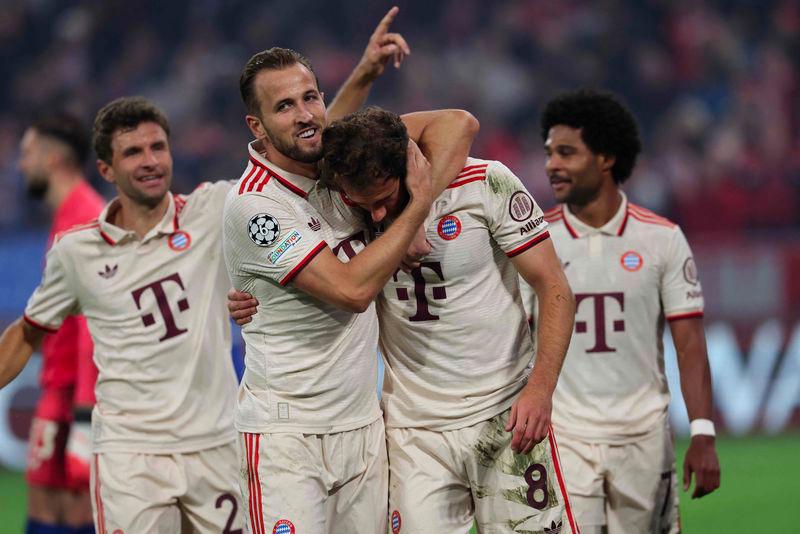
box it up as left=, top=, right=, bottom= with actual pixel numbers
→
left=0, top=318, right=46, bottom=388
left=507, top=239, right=575, bottom=454
left=327, top=6, right=411, bottom=122
left=670, top=316, right=721, bottom=498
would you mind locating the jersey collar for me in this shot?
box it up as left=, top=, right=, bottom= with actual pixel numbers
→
left=562, top=191, right=629, bottom=238
left=247, top=140, right=317, bottom=198
left=96, top=192, right=180, bottom=246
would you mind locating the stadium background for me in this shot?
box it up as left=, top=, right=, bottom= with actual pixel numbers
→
left=0, top=0, right=798, bottom=531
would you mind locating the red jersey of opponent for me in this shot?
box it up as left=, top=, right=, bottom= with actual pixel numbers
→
left=37, top=180, right=104, bottom=419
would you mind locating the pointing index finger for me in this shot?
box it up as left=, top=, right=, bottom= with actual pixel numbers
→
left=373, top=6, right=399, bottom=38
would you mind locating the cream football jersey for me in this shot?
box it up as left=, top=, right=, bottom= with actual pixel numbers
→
left=379, top=158, right=550, bottom=431
left=24, top=182, right=238, bottom=453
left=223, top=142, right=381, bottom=434
left=527, top=192, right=704, bottom=443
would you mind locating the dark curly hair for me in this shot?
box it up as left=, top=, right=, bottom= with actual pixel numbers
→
left=30, top=113, right=90, bottom=168
left=320, top=107, right=408, bottom=192
left=540, top=89, right=642, bottom=183
left=93, top=96, right=170, bottom=163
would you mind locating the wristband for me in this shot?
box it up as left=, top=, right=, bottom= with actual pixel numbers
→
left=690, top=418, right=716, bottom=437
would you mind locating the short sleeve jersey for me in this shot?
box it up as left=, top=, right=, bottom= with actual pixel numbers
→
left=24, top=182, right=239, bottom=454
left=39, top=181, right=104, bottom=413
left=223, top=143, right=381, bottom=434
left=378, top=158, right=550, bottom=431
left=528, top=192, right=704, bottom=443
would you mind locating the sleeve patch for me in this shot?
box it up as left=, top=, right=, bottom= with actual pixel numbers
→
left=248, top=213, right=280, bottom=246
left=683, top=257, right=699, bottom=285
left=509, top=191, right=534, bottom=221
left=268, top=230, right=303, bottom=264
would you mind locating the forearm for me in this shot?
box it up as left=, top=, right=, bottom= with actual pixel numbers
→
left=405, top=110, right=479, bottom=197
left=674, top=322, right=714, bottom=420
left=0, top=318, right=38, bottom=388
left=327, top=65, right=375, bottom=123
left=527, top=280, right=575, bottom=396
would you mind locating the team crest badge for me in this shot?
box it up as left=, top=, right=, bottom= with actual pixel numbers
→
left=273, top=519, right=295, bottom=534
left=437, top=215, right=462, bottom=240
left=509, top=191, right=534, bottom=221
left=168, top=231, right=191, bottom=251
left=249, top=213, right=280, bottom=247
left=620, top=250, right=643, bottom=271
left=391, top=510, right=402, bottom=533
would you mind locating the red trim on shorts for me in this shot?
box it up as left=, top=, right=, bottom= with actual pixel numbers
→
left=23, top=314, right=58, bottom=334
left=548, top=428, right=580, bottom=534
left=506, top=231, right=550, bottom=258
left=667, top=311, right=704, bottom=322
left=245, top=434, right=265, bottom=534
left=279, top=241, right=327, bottom=286
left=94, top=455, right=106, bottom=534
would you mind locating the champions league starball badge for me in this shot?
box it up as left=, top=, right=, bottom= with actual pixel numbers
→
left=248, top=213, right=280, bottom=247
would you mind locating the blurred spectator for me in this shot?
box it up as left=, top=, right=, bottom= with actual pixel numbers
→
left=1, top=0, right=798, bottom=235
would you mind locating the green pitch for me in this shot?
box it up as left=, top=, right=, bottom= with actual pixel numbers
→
left=1, top=435, right=798, bottom=533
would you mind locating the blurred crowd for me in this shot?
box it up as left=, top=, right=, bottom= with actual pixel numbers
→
left=1, top=0, right=798, bottom=235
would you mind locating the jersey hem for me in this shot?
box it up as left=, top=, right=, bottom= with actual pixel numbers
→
left=234, top=410, right=381, bottom=435
left=552, top=412, right=668, bottom=445
left=506, top=231, right=551, bottom=258
left=384, top=395, right=518, bottom=432
left=23, top=314, right=58, bottom=333
left=92, top=432, right=236, bottom=454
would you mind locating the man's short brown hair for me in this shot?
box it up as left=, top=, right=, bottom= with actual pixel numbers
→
left=92, top=97, right=170, bottom=163
left=239, top=47, right=318, bottom=117
left=320, top=107, right=408, bottom=192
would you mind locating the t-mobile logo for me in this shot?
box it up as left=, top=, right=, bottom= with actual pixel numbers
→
left=574, top=292, right=625, bottom=353
left=393, top=262, right=447, bottom=322
left=331, top=230, right=367, bottom=261
left=131, top=273, right=190, bottom=342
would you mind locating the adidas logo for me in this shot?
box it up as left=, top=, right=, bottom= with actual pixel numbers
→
left=98, top=264, right=118, bottom=279
left=308, top=217, right=321, bottom=231
left=544, top=520, right=562, bottom=534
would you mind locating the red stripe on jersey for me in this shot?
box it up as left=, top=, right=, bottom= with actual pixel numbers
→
left=255, top=174, right=272, bottom=192
left=506, top=231, right=550, bottom=258
left=617, top=209, right=630, bottom=236
left=447, top=175, right=486, bottom=188
left=667, top=311, right=704, bottom=322
left=238, top=163, right=260, bottom=195
left=99, top=230, right=116, bottom=246
left=23, top=314, right=58, bottom=334
left=628, top=204, right=675, bottom=228
left=548, top=428, right=580, bottom=534
left=562, top=210, right=579, bottom=238
left=94, top=455, right=106, bottom=534
left=458, top=163, right=488, bottom=175
left=280, top=241, right=327, bottom=286
left=543, top=206, right=561, bottom=221
left=249, top=156, right=307, bottom=198
left=173, top=195, right=186, bottom=230
left=628, top=212, right=675, bottom=229
left=246, top=168, right=266, bottom=193
left=455, top=167, right=487, bottom=181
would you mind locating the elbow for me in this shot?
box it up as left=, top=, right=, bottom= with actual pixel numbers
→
left=339, top=287, right=375, bottom=314
left=453, top=109, right=480, bottom=138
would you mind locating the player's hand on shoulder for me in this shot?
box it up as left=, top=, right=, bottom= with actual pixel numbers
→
left=506, top=384, right=552, bottom=455
left=404, top=140, right=433, bottom=211
left=683, top=435, right=721, bottom=499
left=227, top=288, right=259, bottom=326
left=358, top=6, right=410, bottom=80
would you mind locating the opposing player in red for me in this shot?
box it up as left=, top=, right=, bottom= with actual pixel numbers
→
left=18, top=114, right=104, bottom=534
left=526, top=89, right=721, bottom=533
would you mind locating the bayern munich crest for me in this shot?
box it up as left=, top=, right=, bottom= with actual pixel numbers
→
left=273, top=519, right=295, bottom=534
left=391, top=510, right=402, bottom=533
left=437, top=215, right=462, bottom=240
left=620, top=250, right=643, bottom=271
left=167, top=231, right=191, bottom=251
left=248, top=213, right=280, bottom=247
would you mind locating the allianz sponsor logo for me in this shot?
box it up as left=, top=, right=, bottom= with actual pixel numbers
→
left=268, top=230, right=302, bottom=264
left=519, top=216, right=545, bottom=236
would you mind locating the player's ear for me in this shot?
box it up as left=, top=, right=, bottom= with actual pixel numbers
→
left=96, top=159, right=114, bottom=184
left=245, top=115, right=266, bottom=140
left=599, top=153, right=616, bottom=173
